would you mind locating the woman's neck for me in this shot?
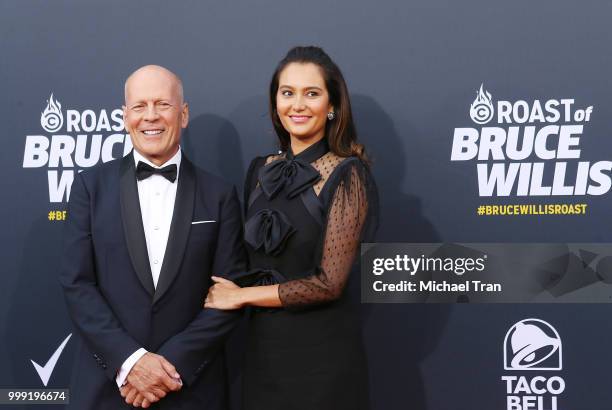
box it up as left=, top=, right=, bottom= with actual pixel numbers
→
left=289, top=134, right=324, bottom=155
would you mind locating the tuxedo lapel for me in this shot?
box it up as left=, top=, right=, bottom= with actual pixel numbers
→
left=154, top=157, right=195, bottom=303
left=119, top=153, right=155, bottom=296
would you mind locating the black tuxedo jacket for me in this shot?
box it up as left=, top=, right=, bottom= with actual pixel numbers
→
left=60, top=152, right=246, bottom=409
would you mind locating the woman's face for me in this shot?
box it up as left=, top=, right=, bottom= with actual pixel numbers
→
left=276, top=62, right=333, bottom=145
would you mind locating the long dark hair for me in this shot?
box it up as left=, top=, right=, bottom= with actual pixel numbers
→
left=269, top=46, right=368, bottom=163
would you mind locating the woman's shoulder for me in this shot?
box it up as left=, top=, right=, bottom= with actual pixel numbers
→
left=244, top=152, right=287, bottom=204
left=246, top=151, right=275, bottom=169
left=314, top=152, right=368, bottom=181
left=314, top=153, right=371, bottom=198
left=247, top=152, right=286, bottom=172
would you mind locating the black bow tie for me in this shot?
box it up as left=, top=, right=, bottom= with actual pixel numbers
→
left=136, top=161, right=178, bottom=183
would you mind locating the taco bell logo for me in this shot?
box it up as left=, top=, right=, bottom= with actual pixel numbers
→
left=40, top=93, right=64, bottom=133
left=504, top=318, right=562, bottom=370
left=469, top=83, right=494, bottom=125
left=501, top=319, right=565, bottom=410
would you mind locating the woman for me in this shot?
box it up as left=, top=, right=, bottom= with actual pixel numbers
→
left=205, top=46, right=378, bottom=410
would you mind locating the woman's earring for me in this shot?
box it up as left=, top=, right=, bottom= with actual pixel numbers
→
left=327, top=112, right=336, bottom=120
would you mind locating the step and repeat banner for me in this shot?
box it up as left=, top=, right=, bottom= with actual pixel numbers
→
left=2, top=1, right=612, bottom=409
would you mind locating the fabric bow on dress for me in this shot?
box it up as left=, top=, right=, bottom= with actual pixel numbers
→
left=257, top=157, right=321, bottom=199
left=244, top=209, right=296, bottom=256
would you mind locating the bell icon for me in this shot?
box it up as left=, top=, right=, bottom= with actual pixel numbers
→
left=504, top=319, right=562, bottom=370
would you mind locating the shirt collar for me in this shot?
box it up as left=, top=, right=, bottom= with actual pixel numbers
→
left=286, top=137, right=329, bottom=163
left=133, top=147, right=182, bottom=181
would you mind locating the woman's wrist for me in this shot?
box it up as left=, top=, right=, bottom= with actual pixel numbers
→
left=234, top=287, right=249, bottom=308
left=234, top=285, right=282, bottom=308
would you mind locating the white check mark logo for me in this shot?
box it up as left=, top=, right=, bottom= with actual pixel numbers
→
left=30, top=333, right=72, bottom=386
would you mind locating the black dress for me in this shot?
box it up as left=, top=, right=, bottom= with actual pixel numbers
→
left=239, top=138, right=378, bottom=410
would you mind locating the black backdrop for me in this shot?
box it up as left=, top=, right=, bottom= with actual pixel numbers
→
left=2, top=1, right=612, bottom=409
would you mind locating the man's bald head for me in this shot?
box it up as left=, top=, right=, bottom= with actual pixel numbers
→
left=124, top=65, right=184, bottom=104
left=122, top=64, right=189, bottom=166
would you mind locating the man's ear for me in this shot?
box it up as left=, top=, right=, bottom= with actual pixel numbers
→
left=181, top=103, right=189, bottom=128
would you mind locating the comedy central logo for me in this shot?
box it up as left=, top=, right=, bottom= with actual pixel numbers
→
left=469, top=84, right=494, bottom=125
left=41, top=94, right=64, bottom=133
left=501, top=319, right=565, bottom=410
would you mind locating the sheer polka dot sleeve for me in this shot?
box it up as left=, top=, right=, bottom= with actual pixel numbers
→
left=278, top=160, right=375, bottom=308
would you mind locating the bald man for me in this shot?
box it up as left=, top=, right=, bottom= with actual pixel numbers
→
left=60, top=65, right=246, bottom=409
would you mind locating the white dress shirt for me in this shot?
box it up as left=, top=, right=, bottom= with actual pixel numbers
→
left=116, top=148, right=181, bottom=387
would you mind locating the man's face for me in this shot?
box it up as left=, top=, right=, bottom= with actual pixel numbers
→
left=123, top=67, right=188, bottom=166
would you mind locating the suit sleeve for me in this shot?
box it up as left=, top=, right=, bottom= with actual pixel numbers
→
left=59, top=172, right=142, bottom=381
left=157, top=185, right=247, bottom=386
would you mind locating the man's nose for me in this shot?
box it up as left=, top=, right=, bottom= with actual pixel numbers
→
left=143, top=104, right=159, bottom=121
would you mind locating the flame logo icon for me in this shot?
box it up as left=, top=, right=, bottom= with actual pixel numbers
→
left=40, top=93, right=63, bottom=133
left=469, top=84, right=494, bottom=125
